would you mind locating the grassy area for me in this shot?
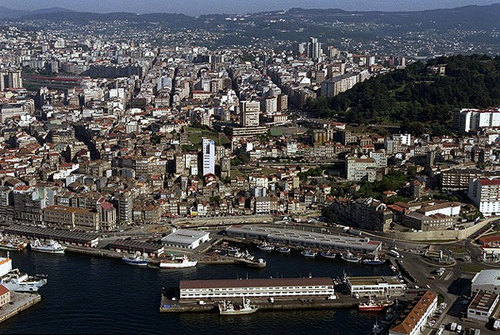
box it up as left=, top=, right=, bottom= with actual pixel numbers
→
left=186, top=127, right=231, bottom=147
left=261, top=167, right=278, bottom=175
left=461, top=263, right=484, bottom=273
left=444, top=245, right=467, bottom=254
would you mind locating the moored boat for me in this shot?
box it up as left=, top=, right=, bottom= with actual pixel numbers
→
left=122, top=252, right=149, bottom=266
left=160, top=255, right=197, bottom=269
left=301, top=249, right=317, bottom=258
left=276, top=246, right=291, bottom=254
left=320, top=251, right=337, bottom=259
left=362, top=255, right=385, bottom=265
left=30, top=239, right=66, bottom=254
left=219, top=297, right=258, bottom=315
left=359, top=299, right=393, bottom=312
left=341, top=251, right=361, bottom=263
left=257, top=242, right=274, bottom=252
left=0, top=256, right=47, bottom=292
left=244, top=258, right=266, bottom=268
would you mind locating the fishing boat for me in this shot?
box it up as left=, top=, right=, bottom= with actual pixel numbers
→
left=0, top=239, right=27, bottom=251
left=359, top=299, right=393, bottom=312
left=160, top=255, right=197, bottom=269
left=243, top=258, right=266, bottom=268
left=320, top=251, right=337, bottom=259
left=301, top=249, right=317, bottom=258
left=341, top=250, right=361, bottom=263
left=362, top=255, right=385, bottom=265
left=0, top=255, right=47, bottom=292
left=219, top=297, right=258, bottom=315
left=30, top=239, right=66, bottom=254
left=371, top=320, right=384, bottom=335
left=122, top=252, right=149, bottom=266
left=276, top=246, right=291, bottom=254
left=257, top=242, right=274, bottom=252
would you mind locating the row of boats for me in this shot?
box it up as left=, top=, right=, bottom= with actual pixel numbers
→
left=122, top=252, right=198, bottom=269
left=257, top=242, right=385, bottom=265
left=0, top=236, right=67, bottom=254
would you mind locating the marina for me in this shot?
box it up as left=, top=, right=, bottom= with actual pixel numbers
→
left=0, top=247, right=395, bottom=335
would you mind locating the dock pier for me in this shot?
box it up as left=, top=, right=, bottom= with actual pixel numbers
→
left=159, top=295, right=358, bottom=313
left=0, top=292, right=41, bottom=323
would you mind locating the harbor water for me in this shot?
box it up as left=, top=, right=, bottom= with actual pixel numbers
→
left=0, top=250, right=393, bottom=334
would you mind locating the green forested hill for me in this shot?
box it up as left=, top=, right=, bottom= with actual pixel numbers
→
left=305, top=55, right=500, bottom=135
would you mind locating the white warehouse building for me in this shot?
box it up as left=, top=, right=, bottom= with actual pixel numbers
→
left=161, top=229, right=210, bottom=249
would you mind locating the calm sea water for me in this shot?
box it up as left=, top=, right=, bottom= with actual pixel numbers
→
left=0, top=250, right=392, bottom=334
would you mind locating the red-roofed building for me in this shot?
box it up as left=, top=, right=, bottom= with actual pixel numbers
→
left=0, top=284, right=10, bottom=307
left=389, top=291, right=438, bottom=335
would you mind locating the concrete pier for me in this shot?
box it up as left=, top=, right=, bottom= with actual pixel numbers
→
left=0, top=292, right=41, bottom=323
left=159, top=295, right=358, bottom=313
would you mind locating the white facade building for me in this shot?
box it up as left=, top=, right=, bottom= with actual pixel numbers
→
left=161, top=229, right=210, bottom=249
left=389, top=291, right=438, bottom=335
left=202, top=138, right=215, bottom=176
left=347, top=276, right=406, bottom=298
left=468, top=178, right=500, bottom=217
left=179, top=277, right=334, bottom=299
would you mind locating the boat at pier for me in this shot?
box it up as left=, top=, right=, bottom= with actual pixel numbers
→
left=257, top=242, right=274, bottom=252
left=122, top=252, right=149, bottom=266
left=0, top=255, right=47, bottom=292
left=301, top=249, right=317, bottom=258
left=341, top=251, right=361, bottom=263
left=0, top=239, right=27, bottom=251
left=30, top=239, right=66, bottom=254
left=276, top=246, right=291, bottom=254
left=244, top=258, right=266, bottom=268
left=362, top=255, right=385, bottom=265
left=320, top=251, right=337, bottom=259
left=359, top=299, right=393, bottom=312
left=160, top=255, right=197, bottom=269
left=218, top=297, right=258, bottom=315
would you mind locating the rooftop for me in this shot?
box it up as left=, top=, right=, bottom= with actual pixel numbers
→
left=390, top=291, right=438, bottom=335
left=180, top=277, right=333, bottom=290
left=161, top=229, right=210, bottom=245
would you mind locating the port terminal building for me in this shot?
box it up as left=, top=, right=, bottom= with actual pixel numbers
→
left=3, top=224, right=99, bottom=247
left=179, top=277, right=334, bottom=300
left=347, top=276, right=406, bottom=298
left=225, top=225, right=382, bottom=254
left=161, top=229, right=210, bottom=249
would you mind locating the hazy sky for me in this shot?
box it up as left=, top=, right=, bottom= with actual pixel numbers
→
left=0, top=0, right=498, bottom=15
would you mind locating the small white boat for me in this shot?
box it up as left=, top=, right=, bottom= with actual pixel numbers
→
left=301, top=249, right=317, bottom=257
left=219, top=297, right=258, bottom=315
left=122, top=252, right=149, bottom=266
left=276, top=246, right=291, bottom=254
left=160, top=255, right=197, bottom=269
left=30, top=239, right=66, bottom=254
left=1, top=269, right=47, bottom=292
left=257, top=242, right=274, bottom=252
left=341, top=251, right=361, bottom=263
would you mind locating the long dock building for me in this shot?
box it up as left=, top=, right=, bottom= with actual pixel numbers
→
left=226, top=225, right=382, bottom=254
left=179, top=277, right=334, bottom=300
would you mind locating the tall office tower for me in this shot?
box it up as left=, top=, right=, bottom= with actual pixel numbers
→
left=8, top=70, right=22, bottom=88
left=202, top=138, right=215, bottom=176
left=308, top=37, right=322, bottom=62
left=240, top=101, right=260, bottom=127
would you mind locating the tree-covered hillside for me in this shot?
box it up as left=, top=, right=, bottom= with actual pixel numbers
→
left=305, top=55, right=500, bottom=135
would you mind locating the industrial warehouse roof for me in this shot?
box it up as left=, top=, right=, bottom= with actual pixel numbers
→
left=469, top=291, right=498, bottom=312
left=472, top=269, right=500, bottom=287
left=161, top=229, right=210, bottom=245
left=180, top=277, right=333, bottom=290
left=3, top=224, right=99, bottom=244
left=226, top=225, right=381, bottom=251
left=107, top=239, right=164, bottom=253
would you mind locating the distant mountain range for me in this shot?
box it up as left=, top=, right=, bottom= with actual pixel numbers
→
left=0, top=3, right=498, bottom=32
